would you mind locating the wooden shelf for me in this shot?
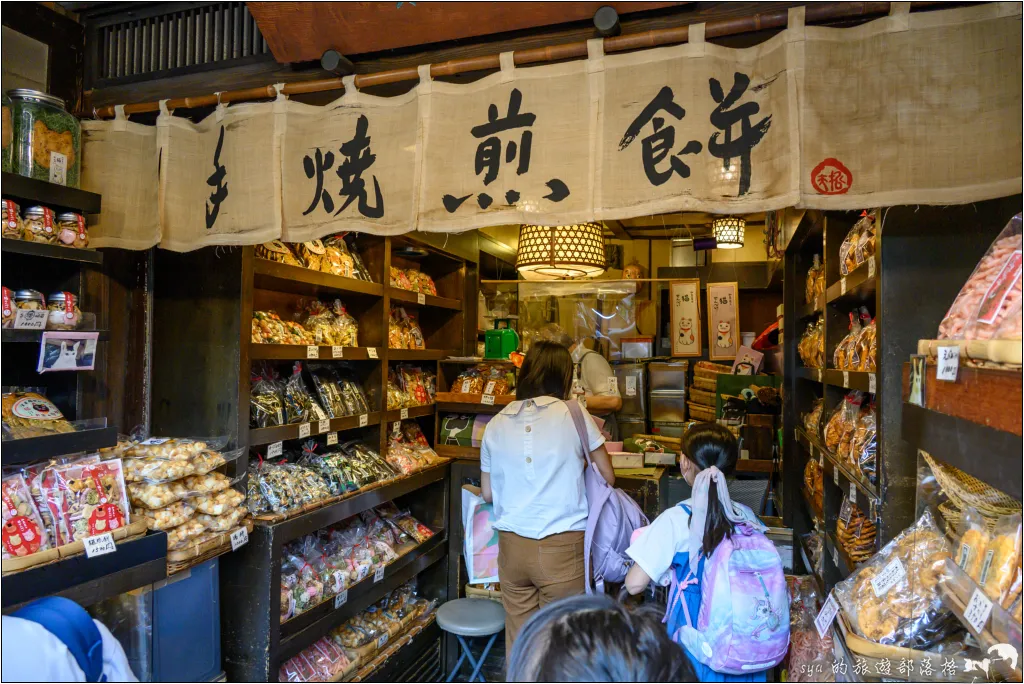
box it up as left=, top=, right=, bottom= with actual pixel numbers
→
left=1, top=425, right=118, bottom=466
left=249, top=344, right=381, bottom=361
left=1, top=237, right=104, bottom=264
left=2, top=329, right=109, bottom=343
left=902, top=402, right=1022, bottom=501
left=796, top=298, right=823, bottom=321
left=796, top=427, right=878, bottom=509
left=249, top=412, right=381, bottom=447
left=802, top=485, right=823, bottom=524
left=795, top=531, right=825, bottom=595
left=338, top=613, right=440, bottom=682
left=276, top=535, right=446, bottom=660
left=795, top=366, right=824, bottom=383
left=823, top=369, right=876, bottom=393
left=826, top=258, right=876, bottom=305
left=436, top=401, right=504, bottom=415
left=434, top=444, right=480, bottom=460
left=387, top=349, right=452, bottom=361
left=382, top=405, right=435, bottom=423
left=1, top=172, right=102, bottom=214
left=825, top=531, right=856, bottom=580
left=1, top=531, right=167, bottom=612
left=255, top=463, right=449, bottom=545
left=253, top=258, right=384, bottom=299
left=387, top=287, right=461, bottom=310
left=735, top=459, right=774, bottom=474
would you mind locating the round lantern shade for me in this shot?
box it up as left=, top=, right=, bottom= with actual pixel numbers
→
left=516, top=223, right=607, bottom=279
left=712, top=216, right=746, bottom=249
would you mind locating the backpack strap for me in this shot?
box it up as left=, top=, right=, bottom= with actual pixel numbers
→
left=13, top=596, right=105, bottom=682
left=565, top=399, right=611, bottom=594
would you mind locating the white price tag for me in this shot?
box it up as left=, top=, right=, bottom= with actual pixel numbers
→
left=268, top=441, right=283, bottom=457
left=318, top=419, right=330, bottom=434
left=461, top=379, right=472, bottom=393
left=850, top=481, right=857, bottom=501
left=141, top=437, right=170, bottom=446
left=400, top=408, right=409, bottom=419
left=326, top=432, right=338, bottom=446
left=374, top=566, right=385, bottom=583
left=625, top=376, right=637, bottom=397
left=306, top=345, right=319, bottom=359
left=417, top=293, right=426, bottom=305
left=818, top=448, right=824, bottom=468
left=332, top=345, right=344, bottom=359
left=484, top=380, right=496, bottom=395
left=84, top=533, right=116, bottom=558
left=868, top=258, right=876, bottom=278
left=230, top=527, right=248, bottom=551
left=868, top=373, right=876, bottom=394
left=871, top=557, right=907, bottom=597
left=366, top=347, right=378, bottom=359
left=334, top=589, right=349, bottom=609
left=608, top=376, right=618, bottom=393
left=12, top=309, right=47, bottom=330
left=842, top=371, right=849, bottom=386
left=839, top=498, right=853, bottom=524
left=936, top=346, right=959, bottom=382
left=298, top=423, right=311, bottom=438
left=49, top=151, right=68, bottom=185
left=376, top=633, right=389, bottom=649
left=816, top=369, right=823, bottom=382
left=814, top=592, right=840, bottom=639
left=840, top=278, right=847, bottom=295
left=359, top=414, right=368, bottom=427
left=834, top=466, right=840, bottom=487
left=832, top=546, right=839, bottom=567
left=481, top=394, right=495, bottom=406
left=963, top=587, right=994, bottom=633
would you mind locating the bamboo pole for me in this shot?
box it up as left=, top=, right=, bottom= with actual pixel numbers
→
left=91, top=2, right=943, bottom=119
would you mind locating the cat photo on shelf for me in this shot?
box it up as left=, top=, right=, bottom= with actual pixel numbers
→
left=36, top=332, right=99, bottom=373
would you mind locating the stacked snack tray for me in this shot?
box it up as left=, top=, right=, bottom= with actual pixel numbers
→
left=122, top=437, right=248, bottom=553
left=278, top=506, right=435, bottom=624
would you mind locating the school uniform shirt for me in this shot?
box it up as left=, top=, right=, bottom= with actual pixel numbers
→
left=481, top=396, right=605, bottom=540
left=625, top=498, right=765, bottom=585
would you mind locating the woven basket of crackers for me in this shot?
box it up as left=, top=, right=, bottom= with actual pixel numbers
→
left=835, top=510, right=958, bottom=649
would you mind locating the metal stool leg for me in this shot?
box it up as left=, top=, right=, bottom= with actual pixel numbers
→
left=468, top=633, right=499, bottom=683
left=445, top=639, right=469, bottom=683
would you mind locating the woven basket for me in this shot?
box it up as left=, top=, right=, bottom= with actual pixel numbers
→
left=689, top=387, right=716, bottom=407
left=688, top=402, right=716, bottom=422
left=694, top=376, right=717, bottom=392
left=694, top=362, right=731, bottom=379
left=921, top=451, right=1021, bottom=518
left=465, top=584, right=502, bottom=604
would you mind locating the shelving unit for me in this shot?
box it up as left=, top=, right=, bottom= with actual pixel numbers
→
left=1, top=177, right=168, bottom=610
left=151, top=234, right=475, bottom=680
left=782, top=198, right=1022, bottom=595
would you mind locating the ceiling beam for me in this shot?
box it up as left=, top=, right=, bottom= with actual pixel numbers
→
left=604, top=220, right=631, bottom=240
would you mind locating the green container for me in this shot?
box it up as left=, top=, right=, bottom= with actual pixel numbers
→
left=9, top=89, right=81, bottom=188
left=484, top=328, right=519, bottom=359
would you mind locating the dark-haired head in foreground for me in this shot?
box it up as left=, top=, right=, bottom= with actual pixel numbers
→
left=506, top=593, right=696, bottom=682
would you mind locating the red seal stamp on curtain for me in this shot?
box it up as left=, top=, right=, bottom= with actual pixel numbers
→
left=811, top=158, right=852, bottom=195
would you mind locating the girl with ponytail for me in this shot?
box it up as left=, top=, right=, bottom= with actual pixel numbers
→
left=623, top=422, right=775, bottom=682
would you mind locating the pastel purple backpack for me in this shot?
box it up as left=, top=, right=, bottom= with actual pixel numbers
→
left=668, top=518, right=790, bottom=674
left=565, top=400, right=648, bottom=593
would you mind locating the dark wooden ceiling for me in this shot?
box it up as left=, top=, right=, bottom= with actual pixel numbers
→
left=247, top=2, right=682, bottom=64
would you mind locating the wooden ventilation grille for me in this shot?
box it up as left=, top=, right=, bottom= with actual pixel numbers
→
left=96, top=2, right=269, bottom=81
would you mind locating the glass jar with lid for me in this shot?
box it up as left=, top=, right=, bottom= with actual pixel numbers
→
left=9, top=89, right=81, bottom=188
left=2, top=199, right=23, bottom=239
left=47, top=291, right=81, bottom=330
left=22, top=205, right=57, bottom=244
left=56, top=211, right=89, bottom=248
left=2, top=92, right=12, bottom=173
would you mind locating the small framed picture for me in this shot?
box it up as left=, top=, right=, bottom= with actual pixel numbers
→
left=37, top=331, right=99, bottom=373
left=707, top=282, right=740, bottom=361
left=908, top=354, right=926, bottom=407
left=669, top=279, right=702, bottom=357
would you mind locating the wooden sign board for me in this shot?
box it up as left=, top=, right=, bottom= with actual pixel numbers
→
left=669, top=279, right=701, bottom=357
left=707, top=282, right=740, bottom=361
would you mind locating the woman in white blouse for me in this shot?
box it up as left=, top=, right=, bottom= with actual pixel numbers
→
left=481, top=340, right=616, bottom=650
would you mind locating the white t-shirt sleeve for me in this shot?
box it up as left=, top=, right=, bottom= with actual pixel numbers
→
left=626, top=506, right=691, bottom=586
left=581, top=406, right=607, bottom=452
left=480, top=428, right=492, bottom=473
